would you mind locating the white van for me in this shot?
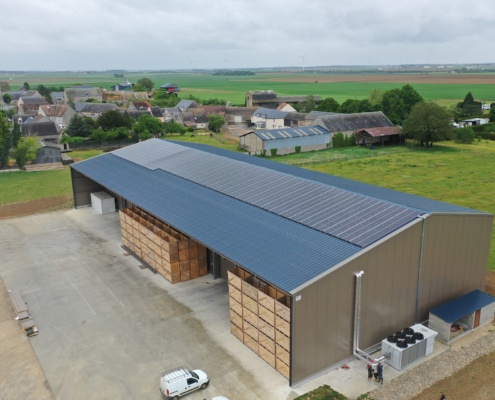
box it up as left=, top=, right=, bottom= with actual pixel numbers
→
left=160, top=366, right=209, bottom=399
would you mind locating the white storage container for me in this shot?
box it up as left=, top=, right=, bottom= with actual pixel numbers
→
left=90, top=191, right=116, bottom=215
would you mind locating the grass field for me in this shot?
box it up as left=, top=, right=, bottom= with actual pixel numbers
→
left=2, top=71, right=495, bottom=106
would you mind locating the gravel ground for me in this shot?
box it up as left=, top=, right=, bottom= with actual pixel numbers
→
left=369, top=323, right=495, bottom=400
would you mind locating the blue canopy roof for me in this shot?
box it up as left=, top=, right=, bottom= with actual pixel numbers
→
left=430, top=290, right=495, bottom=323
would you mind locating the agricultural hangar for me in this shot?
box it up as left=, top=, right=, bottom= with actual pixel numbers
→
left=70, top=139, right=493, bottom=385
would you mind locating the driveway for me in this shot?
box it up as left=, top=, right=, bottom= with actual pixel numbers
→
left=0, top=208, right=297, bottom=400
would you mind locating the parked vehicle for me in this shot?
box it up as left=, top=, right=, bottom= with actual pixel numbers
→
left=160, top=367, right=209, bottom=399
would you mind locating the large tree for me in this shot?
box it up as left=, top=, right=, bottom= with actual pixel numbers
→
left=132, top=114, right=165, bottom=138
left=402, top=102, right=453, bottom=147
left=0, top=112, right=12, bottom=168
left=380, top=85, right=423, bottom=124
left=137, top=78, right=154, bottom=92
left=66, top=114, right=97, bottom=137
left=97, top=110, right=133, bottom=131
left=11, top=120, right=22, bottom=148
left=22, top=82, right=30, bottom=90
left=13, top=137, right=40, bottom=169
left=0, top=81, right=11, bottom=92
left=2, top=93, right=12, bottom=105
left=208, top=114, right=225, bottom=133
left=317, top=97, right=340, bottom=112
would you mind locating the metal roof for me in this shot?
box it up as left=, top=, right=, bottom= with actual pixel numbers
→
left=112, top=139, right=421, bottom=247
left=71, top=153, right=360, bottom=293
left=253, top=107, right=288, bottom=119
left=430, top=290, right=495, bottom=323
left=176, top=142, right=484, bottom=214
left=249, top=126, right=330, bottom=141
left=314, top=111, right=393, bottom=132
left=358, top=126, right=399, bottom=137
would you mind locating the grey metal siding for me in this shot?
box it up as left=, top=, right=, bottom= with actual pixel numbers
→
left=263, top=134, right=330, bottom=150
left=417, top=214, right=493, bottom=320
left=291, top=222, right=423, bottom=384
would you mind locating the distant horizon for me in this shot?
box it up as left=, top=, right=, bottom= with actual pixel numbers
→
left=2, top=62, right=495, bottom=74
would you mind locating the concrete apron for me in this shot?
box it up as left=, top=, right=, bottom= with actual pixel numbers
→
left=0, top=208, right=451, bottom=400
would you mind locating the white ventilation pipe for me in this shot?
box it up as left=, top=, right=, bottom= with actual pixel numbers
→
left=353, top=271, right=387, bottom=364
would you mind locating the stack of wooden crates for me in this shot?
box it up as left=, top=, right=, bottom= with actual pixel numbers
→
left=119, top=207, right=208, bottom=283
left=227, top=267, right=291, bottom=379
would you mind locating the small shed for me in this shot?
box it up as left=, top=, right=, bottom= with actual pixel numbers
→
left=428, top=290, right=495, bottom=343
left=35, top=142, right=62, bottom=164
left=355, top=126, right=403, bottom=146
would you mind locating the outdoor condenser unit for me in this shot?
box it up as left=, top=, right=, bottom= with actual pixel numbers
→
left=381, top=323, right=437, bottom=370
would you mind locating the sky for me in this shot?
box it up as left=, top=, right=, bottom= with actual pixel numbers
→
left=1, top=0, right=495, bottom=71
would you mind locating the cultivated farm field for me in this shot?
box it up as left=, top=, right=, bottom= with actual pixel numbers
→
left=2, top=71, right=495, bottom=106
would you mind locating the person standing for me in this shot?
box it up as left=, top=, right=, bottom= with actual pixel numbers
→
left=440, top=394, right=446, bottom=400
left=377, top=362, right=384, bottom=384
left=367, top=364, right=373, bottom=383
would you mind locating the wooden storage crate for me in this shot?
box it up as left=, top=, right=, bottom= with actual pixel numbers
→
left=242, top=275, right=265, bottom=300
left=276, top=343, right=290, bottom=365
left=180, top=270, right=191, bottom=282
left=275, top=329, right=290, bottom=351
left=275, top=295, right=291, bottom=322
left=258, top=286, right=278, bottom=311
left=258, top=318, right=275, bottom=340
left=228, top=267, right=251, bottom=290
left=229, top=298, right=243, bottom=317
left=275, top=315, right=291, bottom=337
left=230, top=309, right=242, bottom=328
left=258, top=304, right=275, bottom=325
left=243, top=308, right=258, bottom=328
left=259, top=331, right=275, bottom=354
left=243, top=320, right=258, bottom=340
left=228, top=286, right=242, bottom=303
left=276, top=358, right=290, bottom=379
left=259, top=345, right=276, bottom=367
left=231, top=322, right=243, bottom=342
left=243, top=333, right=259, bottom=354
left=242, top=295, right=258, bottom=315
left=179, top=249, right=189, bottom=261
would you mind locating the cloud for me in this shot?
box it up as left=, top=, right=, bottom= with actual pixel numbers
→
left=1, top=0, right=494, bottom=69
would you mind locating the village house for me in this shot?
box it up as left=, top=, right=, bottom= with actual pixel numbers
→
left=38, top=104, right=76, bottom=129
left=64, top=86, right=103, bottom=103
left=17, top=96, right=48, bottom=114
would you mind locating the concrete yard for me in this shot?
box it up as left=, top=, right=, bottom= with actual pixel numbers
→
left=0, top=208, right=447, bottom=400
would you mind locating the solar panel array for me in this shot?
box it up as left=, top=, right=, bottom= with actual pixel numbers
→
left=114, top=140, right=421, bottom=247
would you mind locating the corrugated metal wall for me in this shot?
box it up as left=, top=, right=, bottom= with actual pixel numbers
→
left=263, top=134, right=330, bottom=150
left=417, top=214, right=493, bottom=320
left=291, top=213, right=493, bottom=384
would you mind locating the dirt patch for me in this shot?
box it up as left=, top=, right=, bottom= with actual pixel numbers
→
left=0, top=196, right=73, bottom=220
left=0, top=278, right=55, bottom=400
left=269, top=74, right=495, bottom=85
left=411, top=348, right=495, bottom=400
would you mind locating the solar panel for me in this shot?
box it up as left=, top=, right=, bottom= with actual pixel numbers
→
left=114, top=139, right=421, bottom=247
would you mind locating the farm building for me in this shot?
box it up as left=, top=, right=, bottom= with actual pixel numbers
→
left=70, top=139, right=493, bottom=386
left=159, top=83, right=180, bottom=94
left=355, top=126, right=403, bottom=146
left=313, top=111, right=394, bottom=138
left=239, top=126, right=331, bottom=155
left=251, top=107, right=307, bottom=129
left=246, top=90, right=321, bottom=109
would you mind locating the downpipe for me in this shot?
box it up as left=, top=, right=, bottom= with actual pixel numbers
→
left=353, top=271, right=387, bottom=364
